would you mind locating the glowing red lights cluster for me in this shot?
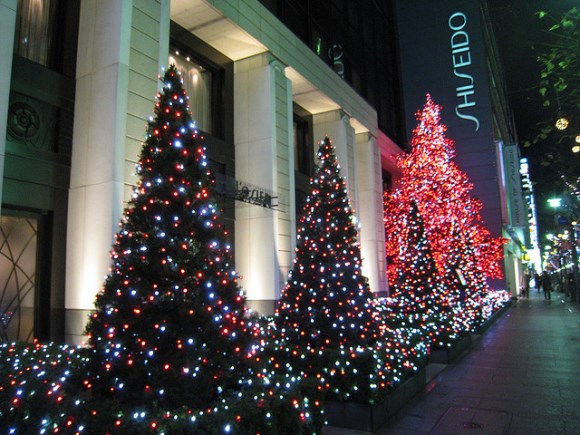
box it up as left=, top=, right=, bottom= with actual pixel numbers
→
left=383, top=94, right=509, bottom=343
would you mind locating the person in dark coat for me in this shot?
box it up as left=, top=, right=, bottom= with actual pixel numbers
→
left=541, top=270, right=552, bottom=300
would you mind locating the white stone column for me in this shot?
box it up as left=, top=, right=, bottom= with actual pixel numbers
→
left=356, top=133, right=387, bottom=295
left=504, top=242, right=519, bottom=298
left=234, top=53, right=295, bottom=315
left=0, top=0, right=18, bottom=211
left=157, top=0, right=171, bottom=85
left=312, top=110, right=358, bottom=213
left=65, top=0, right=169, bottom=343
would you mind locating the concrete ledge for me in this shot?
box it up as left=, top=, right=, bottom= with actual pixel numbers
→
left=429, top=334, right=473, bottom=364
left=325, top=367, right=427, bottom=432
left=477, top=300, right=512, bottom=334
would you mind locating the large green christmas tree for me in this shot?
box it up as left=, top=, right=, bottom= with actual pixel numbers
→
left=276, top=137, right=377, bottom=350
left=85, top=66, right=249, bottom=409
left=271, top=137, right=381, bottom=402
left=0, top=66, right=322, bottom=434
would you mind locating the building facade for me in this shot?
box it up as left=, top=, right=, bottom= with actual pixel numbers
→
left=0, top=0, right=526, bottom=345
left=1, top=0, right=403, bottom=344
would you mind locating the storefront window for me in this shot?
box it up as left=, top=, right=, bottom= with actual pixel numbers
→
left=0, top=214, right=37, bottom=342
left=13, top=0, right=58, bottom=67
left=169, top=50, right=213, bottom=134
left=294, top=114, right=312, bottom=175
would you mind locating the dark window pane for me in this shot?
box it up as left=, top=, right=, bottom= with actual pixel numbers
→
left=294, top=114, right=312, bottom=175
left=14, top=0, right=58, bottom=67
left=169, top=49, right=214, bottom=134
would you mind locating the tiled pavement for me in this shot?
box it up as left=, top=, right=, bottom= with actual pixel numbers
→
left=325, top=287, right=580, bottom=434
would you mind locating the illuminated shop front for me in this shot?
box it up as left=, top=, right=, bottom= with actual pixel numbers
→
left=0, top=0, right=403, bottom=343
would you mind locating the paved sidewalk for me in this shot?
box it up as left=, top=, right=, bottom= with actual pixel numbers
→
left=327, top=288, right=580, bottom=434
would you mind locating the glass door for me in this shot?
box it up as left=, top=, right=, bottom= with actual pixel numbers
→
left=0, top=213, right=38, bottom=342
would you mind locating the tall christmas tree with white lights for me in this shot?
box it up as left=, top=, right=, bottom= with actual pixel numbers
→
left=85, top=66, right=249, bottom=409
left=276, top=137, right=377, bottom=350
left=272, top=136, right=381, bottom=402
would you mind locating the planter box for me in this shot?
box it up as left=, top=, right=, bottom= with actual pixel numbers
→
left=477, top=300, right=512, bottom=334
left=325, top=367, right=427, bottom=432
left=429, top=333, right=472, bottom=364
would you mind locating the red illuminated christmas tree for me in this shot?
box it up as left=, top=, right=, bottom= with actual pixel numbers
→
left=276, top=136, right=377, bottom=350
left=384, top=94, right=504, bottom=331
left=85, top=65, right=250, bottom=409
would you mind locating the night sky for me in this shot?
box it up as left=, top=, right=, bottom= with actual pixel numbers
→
left=488, top=0, right=578, bottom=240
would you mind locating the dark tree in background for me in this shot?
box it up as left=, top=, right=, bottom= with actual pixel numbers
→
left=389, top=202, right=442, bottom=342
left=276, top=136, right=377, bottom=350
left=85, top=65, right=250, bottom=410
left=527, top=7, right=579, bottom=189
left=489, top=1, right=579, bottom=238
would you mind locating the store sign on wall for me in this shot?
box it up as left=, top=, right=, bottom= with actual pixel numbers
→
left=328, top=43, right=346, bottom=78
left=503, top=145, right=527, bottom=228
left=215, top=173, right=279, bottom=210
left=449, top=11, right=480, bottom=132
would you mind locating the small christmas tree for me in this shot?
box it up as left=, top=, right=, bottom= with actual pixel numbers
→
left=441, top=225, right=488, bottom=331
left=85, top=65, right=249, bottom=409
left=390, top=201, right=433, bottom=314
left=388, top=202, right=436, bottom=333
left=276, top=137, right=377, bottom=350
left=383, top=200, right=457, bottom=349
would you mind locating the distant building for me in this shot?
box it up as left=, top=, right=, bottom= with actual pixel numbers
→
left=519, top=158, right=542, bottom=272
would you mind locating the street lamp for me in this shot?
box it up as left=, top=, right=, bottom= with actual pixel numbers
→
left=548, top=197, right=580, bottom=302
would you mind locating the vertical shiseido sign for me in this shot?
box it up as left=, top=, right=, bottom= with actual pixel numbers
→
left=449, top=11, right=480, bottom=131
left=395, top=0, right=505, bottom=287
left=396, top=1, right=502, bottom=223
left=395, top=0, right=493, bottom=142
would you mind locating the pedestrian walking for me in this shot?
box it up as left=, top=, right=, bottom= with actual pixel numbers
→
left=520, top=271, right=530, bottom=298
left=541, top=270, right=552, bottom=300
left=534, top=272, right=541, bottom=292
